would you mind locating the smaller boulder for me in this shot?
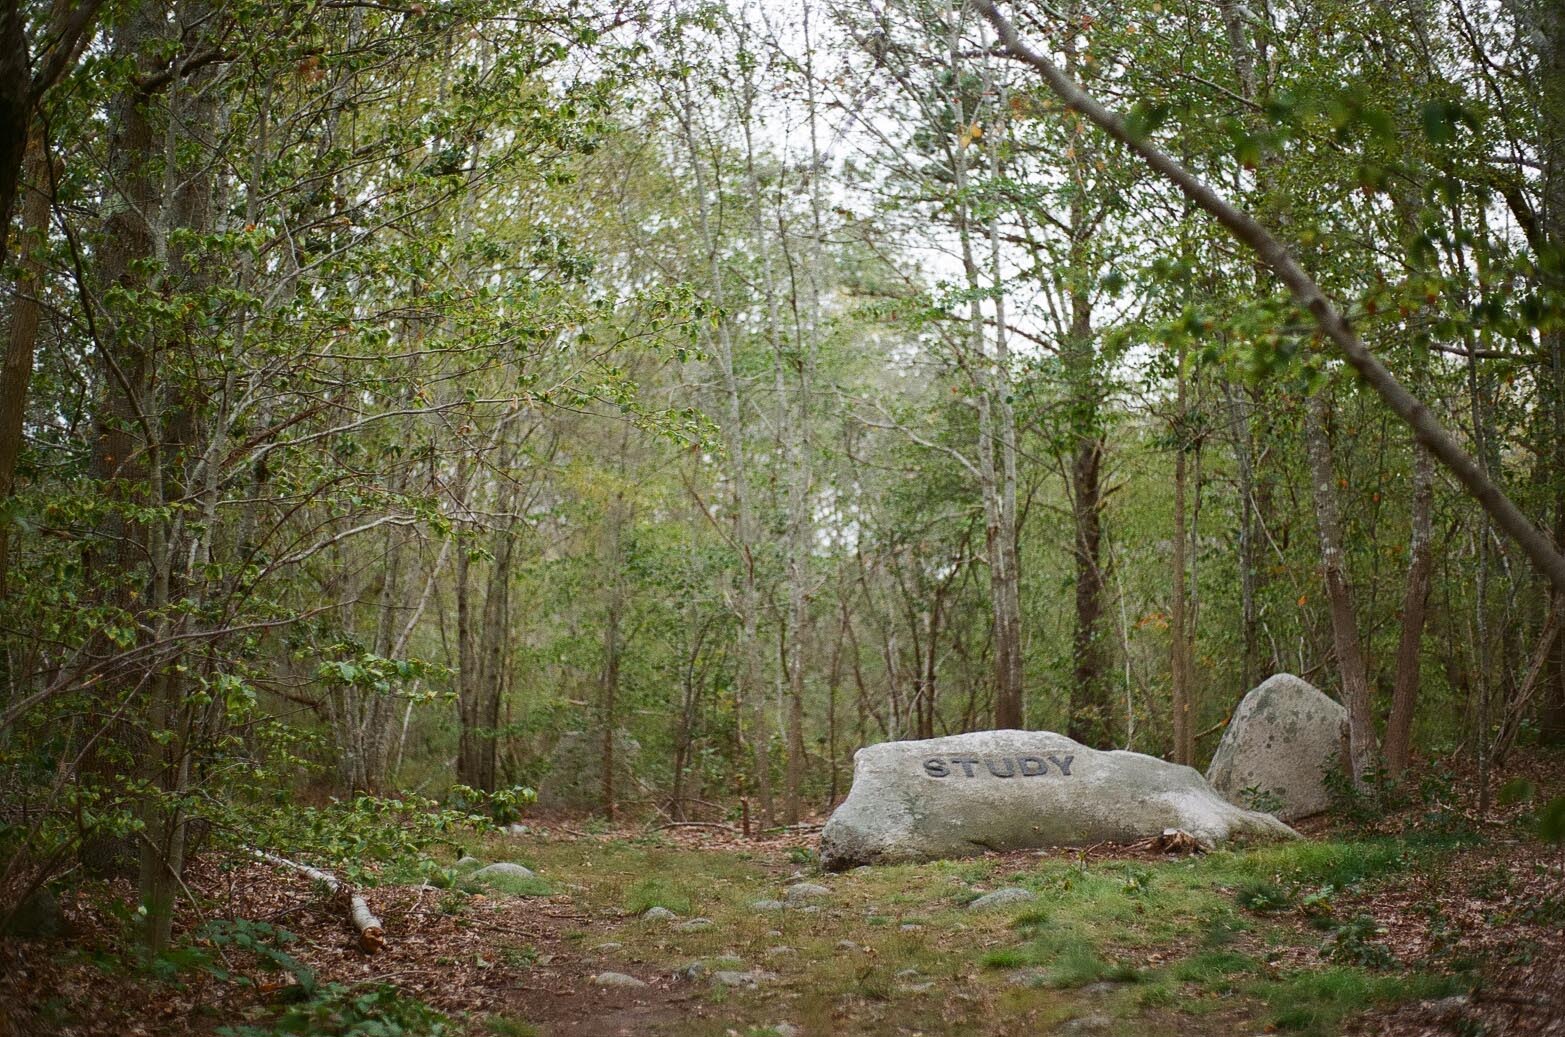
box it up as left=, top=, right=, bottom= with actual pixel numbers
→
left=674, top=917, right=714, bottom=932
left=749, top=899, right=786, bottom=912
left=1206, top=673, right=1349, bottom=821
left=591, top=971, right=647, bottom=989
left=473, top=862, right=535, bottom=881
left=641, top=905, right=679, bottom=922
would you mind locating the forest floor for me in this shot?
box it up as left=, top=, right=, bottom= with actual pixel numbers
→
left=3, top=752, right=1563, bottom=1037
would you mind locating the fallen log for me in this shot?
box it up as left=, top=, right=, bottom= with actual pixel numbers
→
left=253, top=850, right=385, bottom=953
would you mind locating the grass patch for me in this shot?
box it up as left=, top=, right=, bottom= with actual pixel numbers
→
left=1172, top=949, right=1261, bottom=990
left=623, top=876, right=695, bottom=916
left=461, top=870, right=553, bottom=898
left=1254, top=968, right=1470, bottom=1035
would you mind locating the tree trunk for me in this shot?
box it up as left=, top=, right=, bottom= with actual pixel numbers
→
left=0, top=136, right=49, bottom=595
left=1384, top=442, right=1434, bottom=776
left=1170, top=345, right=1193, bottom=765
left=1304, top=392, right=1378, bottom=782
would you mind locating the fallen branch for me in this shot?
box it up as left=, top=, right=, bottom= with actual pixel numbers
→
left=253, top=850, right=385, bottom=954
left=651, top=821, right=740, bottom=833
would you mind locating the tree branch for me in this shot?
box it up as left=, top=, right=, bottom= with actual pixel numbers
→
left=972, top=0, right=1565, bottom=594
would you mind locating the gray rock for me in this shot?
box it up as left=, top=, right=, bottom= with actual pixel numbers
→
left=674, top=960, right=707, bottom=981
left=1206, top=673, right=1350, bottom=821
left=784, top=881, right=830, bottom=902
left=1057, top=1014, right=1113, bottom=1034
left=453, top=856, right=483, bottom=872
left=593, top=941, right=623, bottom=952
left=641, top=905, right=679, bottom=921
left=713, top=969, right=776, bottom=988
left=537, top=730, right=641, bottom=811
left=899, top=981, right=935, bottom=993
left=820, top=730, right=1295, bottom=869
left=770, top=1025, right=802, bottom=1037
left=835, top=939, right=860, bottom=951
left=591, top=971, right=647, bottom=989
left=749, top=899, right=786, bottom=912
left=472, top=862, right=535, bottom=881
left=895, top=968, right=922, bottom=979
left=899, top=922, right=923, bottom=931
left=505, top=823, right=529, bottom=835
left=968, top=887, right=1036, bottom=910
left=765, top=945, right=796, bottom=957
left=674, top=917, right=714, bottom=932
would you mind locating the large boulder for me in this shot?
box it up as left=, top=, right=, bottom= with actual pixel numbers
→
left=1206, top=673, right=1349, bottom=821
left=819, top=730, right=1294, bottom=869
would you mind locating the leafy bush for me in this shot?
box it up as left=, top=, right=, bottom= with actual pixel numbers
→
left=219, top=982, right=451, bottom=1037
left=1236, top=879, right=1296, bottom=914
left=1321, top=913, right=1394, bottom=969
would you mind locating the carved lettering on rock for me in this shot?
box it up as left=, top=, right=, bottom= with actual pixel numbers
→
left=920, top=754, right=1075, bottom=777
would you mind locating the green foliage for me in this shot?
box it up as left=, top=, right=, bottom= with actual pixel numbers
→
left=624, top=878, right=694, bottom=916
left=190, top=920, right=314, bottom=994
left=1496, top=778, right=1536, bottom=807
left=245, top=796, right=493, bottom=887
left=1240, top=784, right=1288, bottom=816
left=1537, top=797, right=1565, bottom=844
left=1321, top=913, right=1394, bottom=969
left=219, top=982, right=451, bottom=1037
left=1235, top=879, right=1296, bottom=915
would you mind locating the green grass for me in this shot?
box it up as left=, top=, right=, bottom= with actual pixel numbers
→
left=454, top=825, right=1470, bottom=1037
left=461, top=868, right=553, bottom=898
left=1253, top=968, right=1471, bottom=1035
left=623, top=876, right=696, bottom=916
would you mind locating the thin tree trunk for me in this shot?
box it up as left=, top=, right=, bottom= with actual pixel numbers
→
left=0, top=136, right=49, bottom=595
left=1171, top=344, right=1193, bottom=765
left=1385, top=442, right=1434, bottom=776
left=1304, top=393, right=1378, bottom=782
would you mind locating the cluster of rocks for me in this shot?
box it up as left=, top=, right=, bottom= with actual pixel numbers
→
left=820, top=674, right=1345, bottom=869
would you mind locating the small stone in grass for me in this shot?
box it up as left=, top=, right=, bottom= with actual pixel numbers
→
left=454, top=856, right=483, bottom=872
left=674, top=917, right=714, bottom=932
left=641, top=905, right=679, bottom=921
left=593, top=941, right=623, bottom=952
left=749, top=899, right=786, bottom=912
left=967, top=887, right=1035, bottom=911
left=784, top=882, right=830, bottom=902
left=591, top=971, right=647, bottom=989
left=713, top=969, right=777, bottom=988
left=674, top=961, right=707, bottom=981
left=765, top=946, right=795, bottom=957
left=835, top=940, right=859, bottom=951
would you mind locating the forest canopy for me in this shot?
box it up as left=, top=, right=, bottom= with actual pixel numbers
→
left=1, top=0, right=1563, bottom=987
